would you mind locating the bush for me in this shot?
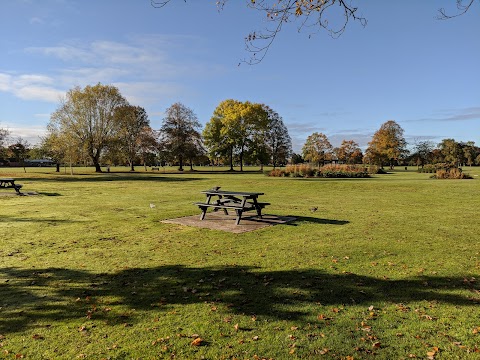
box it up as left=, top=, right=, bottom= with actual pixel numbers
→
left=266, top=169, right=286, bottom=177
left=268, top=164, right=370, bottom=178
left=432, top=167, right=473, bottom=179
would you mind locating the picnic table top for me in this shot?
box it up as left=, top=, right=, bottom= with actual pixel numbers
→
left=0, top=178, right=15, bottom=182
left=201, top=189, right=264, bottom=197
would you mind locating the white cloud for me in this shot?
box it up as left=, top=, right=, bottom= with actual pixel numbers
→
left=2, top=124, right=46, bottom=145
left=0, top=71, right=64, bottom=102
left=4, top=35, right=222, bottom=107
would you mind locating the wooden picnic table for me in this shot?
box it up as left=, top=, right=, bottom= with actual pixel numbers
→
left=195, top=189, right=270, bottom=225
left=0, top=178, right=23, bottom=194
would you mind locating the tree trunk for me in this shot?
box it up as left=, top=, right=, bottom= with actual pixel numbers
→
left=56, top=163, right=60, bottom=172
left=178, top=155, right=184, bottom=171
left=130, top=161, right=135, bottom=172
left=94, top=162, right=102, bottom=172
left=229, top=148, right=234, bottom=171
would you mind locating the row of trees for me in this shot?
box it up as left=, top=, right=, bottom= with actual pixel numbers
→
left=1, top=84, right=478, bottom=172
left=35, top=83, right=292, bottom=172
left=299, top=120, right=480, bottom=169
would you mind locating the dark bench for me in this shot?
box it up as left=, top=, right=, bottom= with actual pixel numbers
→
left=194, top=202, right=256, bottom=225
left=0, top=180, right=23, bottom=194
left=151, top=167, right=159, bottom=171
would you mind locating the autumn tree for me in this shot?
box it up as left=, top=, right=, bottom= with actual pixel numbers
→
left=461, top=141, right=477, bottom=166
left=365, top=120, right=407, bottom=168
left=438, top=138, right=462, bottom=166
left=114, top=105, right=153, bottom=171
left=336, top=140, right=362, bottom=164
left=43, top=123, right=85, bottom=174
left=302, top=132, right=333, bottom=166
left=159, top=102, right=202, bottom=171
left=49, top=83, right=128, bottom=172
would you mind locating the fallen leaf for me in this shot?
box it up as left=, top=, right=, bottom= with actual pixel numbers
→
left=234, top=323, right=239, bottom=331
left=191, top=337, right=203, bottom=346
left=319, top=348, right=329, bottom=355
left=32, top=334, right=44, bottom=340
left=252, top=336, right=259, bottom=341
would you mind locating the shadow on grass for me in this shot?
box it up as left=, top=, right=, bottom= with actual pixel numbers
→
left=289, top=216, right=349, bottom=225
left=37, top=192, right=62, bottom=196
left=13, top=175, right=202, bottom=183
left=1, top=265, right=478, bottom=334
left=0, top=216, right=80, bottom=223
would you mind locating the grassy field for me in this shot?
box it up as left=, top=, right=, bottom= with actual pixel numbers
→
left=1, top=166, right=479, bottom=359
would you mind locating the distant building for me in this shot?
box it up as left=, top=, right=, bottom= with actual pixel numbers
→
left=25, top=159, right=56, bottom=167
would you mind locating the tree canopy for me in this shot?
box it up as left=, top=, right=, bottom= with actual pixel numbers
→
left=365, top=120, right=407, bottom=168
left=302, top=132, right=333, bottom=166
left=159, top=102, right=203, bottom=171
left=48, top=83, right=128, bottom=172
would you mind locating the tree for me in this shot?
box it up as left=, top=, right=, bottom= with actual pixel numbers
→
left=365, top=120, right=407, bottom=168
left=138, top=127, right=159, bottom=170
left=49, top=83, right=128, bottom=172
left=412, top=140, right=435, bottom=168
left=461, top=141, right=477, bottom=166
left=0, top=127, right=8, bottom=146
left=8, top=138, right=30, bottom=173
left=437, top=0, right=477, bottom=19
left=336, top=139, right=363, bottom=164
left=43, top=123, right=85, bottom=174
left=115, top=105, right=152, bottom=171
left=160, top=102, right=202, bottom=171
left=291, top=153, right=304, bottom=164
left=152, top=1, right=475, bottom=64
left=302, top=132, right=333, bottom=166
left=264, top=106, right=292, bottom=169
left=438, top=138, right=461, bottom=166
left=203, top=99, right=269, bottom=171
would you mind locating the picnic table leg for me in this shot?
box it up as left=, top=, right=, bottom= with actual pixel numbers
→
left=251, top=197, right=263, bottom=218
left=235, top=209, right=243, bottom=225
left=199, top=206, right=207, bottom=220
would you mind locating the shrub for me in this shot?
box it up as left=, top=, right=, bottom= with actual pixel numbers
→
left=432, top=167, right=472, bottom=179
left=266, top=169, right=286, bottom=177
left=269, top=164, right=370, bottom=178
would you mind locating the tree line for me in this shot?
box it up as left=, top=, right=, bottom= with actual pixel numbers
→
left=0, top=83, right=292, bottom=172
left=299, top=120, right=480, bottom=169
left=1, top=84, right=478, bottom=172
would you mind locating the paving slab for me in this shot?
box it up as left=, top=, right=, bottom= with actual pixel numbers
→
left=161, top=213, right=296, bottom=233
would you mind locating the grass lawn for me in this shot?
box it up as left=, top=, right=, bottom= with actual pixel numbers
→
left=1, top=166, right=479, bottom=359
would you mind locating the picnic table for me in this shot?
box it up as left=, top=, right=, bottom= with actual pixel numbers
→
left=194, top=188, right=269, bottom=225
left=0, top=178, right=23, bottom=194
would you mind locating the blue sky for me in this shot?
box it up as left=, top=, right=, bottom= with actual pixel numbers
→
left=1, top=0, right=479, bottom=153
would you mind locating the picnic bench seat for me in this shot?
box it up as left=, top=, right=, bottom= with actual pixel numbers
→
left=0, top=179, right=23, bottom=194
left=194, top=202, right=255, bottom=225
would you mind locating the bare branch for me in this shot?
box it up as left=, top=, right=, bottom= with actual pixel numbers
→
left=437, top=0, right=476, bottom=19
left=152, top=0, right=368, bottom=65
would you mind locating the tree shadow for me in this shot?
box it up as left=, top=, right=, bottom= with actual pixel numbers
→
left=1, top=265, right=478, bottom=334
left=288, top=216, right=350, bottom=225
left=0, top=216, right=81, bottom=223
left=13, top=175, right=202, bottom=183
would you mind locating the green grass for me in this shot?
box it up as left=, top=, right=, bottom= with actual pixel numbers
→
left=1, top=166, right=479, bottom=359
